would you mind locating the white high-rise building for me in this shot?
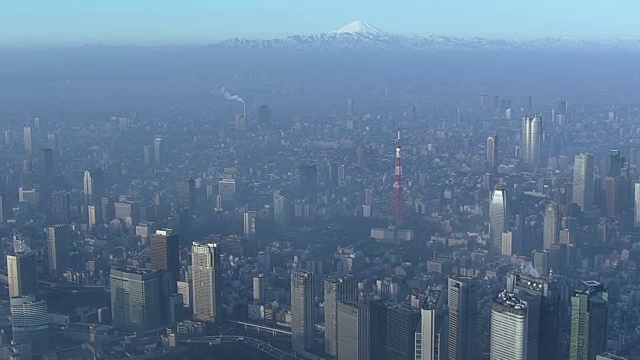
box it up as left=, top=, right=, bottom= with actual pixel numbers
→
left=88, top=205, right=97, bottom=229
left=243, top=211, right=257, bottom=241
left=23, top=127, right=32, bottom=153
left=634, top=183, right=640, bottom=227
left=83, top=168, right=105, bottom=209
left=47, top=225, right=70, bottom=275
left=487, top=134, right=498, bottom=169
left=543, top=202, right=559, bottom=249
left=291, top=269, right=315, bottom=353
left=501, top=231, right=515, bottom=257
left=521, top=115, right=542, bottom=165
left=274, top=195, right=289, bottom=228
left=191, top=242, right=221, bottom=323
left=154, top=137, right=162, bottom=165
left=573, top=153, right=594, bottom=212
left=253, top=274, right=265, bottom=302
left=415, top=288, right=446, bottom=360
left=490, top=291, right=528, bottom=360
left=7, top=252, right=38, bottom=298
left=11, top=295, right=49, bottom=355
left=490, top=189, right=509, bottom=254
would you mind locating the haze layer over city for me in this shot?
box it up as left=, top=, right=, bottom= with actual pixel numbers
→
left=0, top=2, right=639, bottom=360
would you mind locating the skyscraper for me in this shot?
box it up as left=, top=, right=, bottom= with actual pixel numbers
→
left=634, top=182, right=640, bottom=227
left=150, top=229, right=180, bottom=288
left=243, top=211, right=257, bottom=241
left=0, top=194, right=6, bottom=224
left=448, top=276, right=478, bottom=360
left=328, top=163, right=339, bottom=188
left=47, top=225, right=70, bottom=275
left=501, top=231, right=516, bottom=257
left=11, top=295, right=49, bottom=355
left=51, top=191, right=71, bottom=223
left=39, top=148, right=53, bottom=179
left=324, top=275, right=357, bottom=357
left=558, top=100, right=568, bottom=116
left=507, top=271, right=560, bottom=360
left=573, top=153, right=594, bottom=212
left=23, top=126, right=32, bottom=153
left=114, top=200, right=140, bottom=227
left=356, top=147, right=367, bottom=168
left=291, top=269, right=315, bottom=353
left=7, top=252, right=38, bottom=298
left=218, top=179, right=237, bottom=210
left=253, top=274, right=266, bottom=302
left=143, top=145, right=151, bottom=165
left=489, top=189, right=509, bottom=254
left=370, top=300, right=420, bottom=360
left=346, top=99, right=354, bottom=118
left=337, top=301, right=370, bottom=360
left=110, top=267, right=162, bottom=332
left=486, top=134, right=498, bottom=169
left=415, top=288, right=448, bottom=360
left=101, top=195, right=115, bottom=224
left=480, top=94, right=490, bottom=111
left=154, top=137, right=162, bottom=165
left=543, top=202, right=559, bottom=250
left=570, top=281, right=608, bottom=360
left=20, top=160, right=34, bottom=191
left=258, top=105, right=272, bottom=126
left=83, top=168, right=105, bottom=209
left=607, top=150, right=623, bottom=177
left=603, top=176, right=625, bottom=219
left=299, top=165, right=318, bottom=198
left=47, top=133, right=58, bottom=153
left=521, top=115, right=542, bottom=165
left=370, top=300, right=388, bottom=360
left=274, top=194, right=289, bottom=228
left=490, top=291, right=528, bottom=360
left=191, top=242, right=222, bottom=323
left=88, top=205, right=98, bottom=229
left=176, top=178, right=195, bottom=211
left=4, top=129, right=12, bottom=148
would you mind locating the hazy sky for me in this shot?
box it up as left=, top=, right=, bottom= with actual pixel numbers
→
left=1, top=0, right=637, bottom=46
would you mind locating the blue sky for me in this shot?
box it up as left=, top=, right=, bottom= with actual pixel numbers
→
left=0, top=0, right=636, bottom=46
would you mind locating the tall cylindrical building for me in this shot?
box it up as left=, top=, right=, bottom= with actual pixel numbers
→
left=490, top=291, right=528, bottom=360
left=11, top=295, right=49, bottom=355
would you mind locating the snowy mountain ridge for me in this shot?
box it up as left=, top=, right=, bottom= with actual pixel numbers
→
left=217, top=20, right=640, bottom=52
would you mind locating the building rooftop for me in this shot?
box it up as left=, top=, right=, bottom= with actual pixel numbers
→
left=112, top=266, right=156, bottom=276
left=155, top=228, right=174, bottom=236
left=422, top=289, right=442, bottom=310
left=493, top=290, right=527, bottom=310
left=378, top=300, right=419, bottom=314
left=576, top=280, right=606, bottom=295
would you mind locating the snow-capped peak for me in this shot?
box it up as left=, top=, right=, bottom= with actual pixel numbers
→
left=329, top=20, right=383, bottom=35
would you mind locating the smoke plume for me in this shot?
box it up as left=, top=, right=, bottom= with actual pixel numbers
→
left=522, top=261, right=540, bottom=278
left=220, top=86, right=244, bottom=104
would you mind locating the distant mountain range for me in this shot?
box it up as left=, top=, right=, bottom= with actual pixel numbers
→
left=216, top=20, right=640, bottom=52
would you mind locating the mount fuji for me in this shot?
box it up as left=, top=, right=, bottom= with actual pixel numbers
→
left=328, top=20, right=383, bottom=35
left=217, top=20, right=640, bottom=52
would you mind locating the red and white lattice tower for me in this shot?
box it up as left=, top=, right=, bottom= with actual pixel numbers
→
left=390, top=129, right=404, bottom=222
